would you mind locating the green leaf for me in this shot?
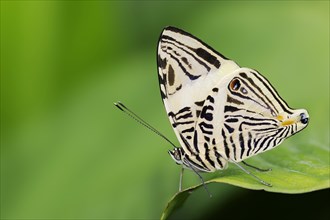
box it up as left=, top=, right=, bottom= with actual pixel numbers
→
left=161, top=130, right=330, bottom=220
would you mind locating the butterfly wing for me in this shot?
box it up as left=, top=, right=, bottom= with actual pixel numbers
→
left=198, top=67, right=309, bottom=165
left=157, top=26, right=239, bottom=170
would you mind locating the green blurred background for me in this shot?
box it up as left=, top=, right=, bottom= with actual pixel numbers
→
left=1, top=1, right=329, bottom=219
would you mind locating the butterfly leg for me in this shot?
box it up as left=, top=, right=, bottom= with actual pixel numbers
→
left=179, top=166, right=184, bottom=192
left=231, top=160, right=272, bottom=187
left=184, top=159, right=212, bottom=197
left=242, top=161, right=272, bottom=172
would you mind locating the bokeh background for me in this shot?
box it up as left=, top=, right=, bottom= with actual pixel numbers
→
left=1, top=1, right=329, bottom=219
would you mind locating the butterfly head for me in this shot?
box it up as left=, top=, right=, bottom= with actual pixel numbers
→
left=168, top=148, right=184, bottom=165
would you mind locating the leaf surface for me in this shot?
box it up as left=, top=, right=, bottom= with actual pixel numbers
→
left=161, top=130, right=330, bottom=220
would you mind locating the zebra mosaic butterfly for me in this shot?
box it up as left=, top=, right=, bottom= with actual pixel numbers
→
left=157, top=26, right=309, bottom=189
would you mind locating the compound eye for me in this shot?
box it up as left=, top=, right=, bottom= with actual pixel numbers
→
left=229, top=78, right=241, bottom=91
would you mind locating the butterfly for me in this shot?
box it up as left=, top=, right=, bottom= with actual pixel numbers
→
left=156, top=26, right=309, bottom=191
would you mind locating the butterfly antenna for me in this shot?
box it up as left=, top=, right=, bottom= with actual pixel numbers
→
left=114, top=101, right=177, bottom=148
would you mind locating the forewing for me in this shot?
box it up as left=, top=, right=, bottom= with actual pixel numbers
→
left=157, top=26, right=239, bottom=157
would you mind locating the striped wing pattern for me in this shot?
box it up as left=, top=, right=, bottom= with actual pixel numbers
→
left=157, top=26, right=309, bottom=172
